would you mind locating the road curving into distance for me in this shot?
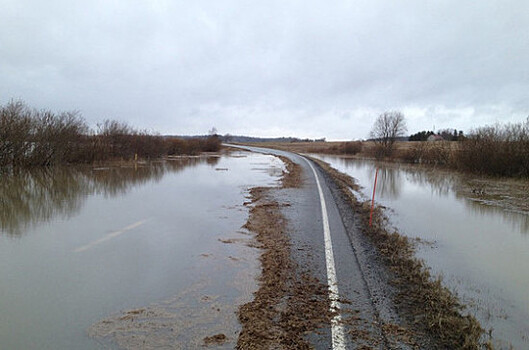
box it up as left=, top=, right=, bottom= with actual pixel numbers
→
left=227, top=144, right=420, bottom=349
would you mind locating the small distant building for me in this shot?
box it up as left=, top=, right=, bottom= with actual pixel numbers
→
left=427, top=134, right=445, bottom=142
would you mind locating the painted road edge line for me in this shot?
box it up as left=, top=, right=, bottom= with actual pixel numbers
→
left=73, top=219, right=148, bottom=253
left=302, top=157, right=346, bottom=350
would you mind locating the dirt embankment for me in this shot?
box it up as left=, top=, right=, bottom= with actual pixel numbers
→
left=237, top=157, right=336, bottom=349
left=310, top=157, right=491, bottom=350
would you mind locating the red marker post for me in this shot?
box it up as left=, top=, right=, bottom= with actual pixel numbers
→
left=369, top=168, right=379, bottom=227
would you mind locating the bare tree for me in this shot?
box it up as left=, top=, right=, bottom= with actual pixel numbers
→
left=370, top=111, right=407, bottom=157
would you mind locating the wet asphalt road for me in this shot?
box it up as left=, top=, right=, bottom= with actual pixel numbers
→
left=228, top=145, right=410, bottom=350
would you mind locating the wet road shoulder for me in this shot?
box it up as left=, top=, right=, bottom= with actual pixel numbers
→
left=228, top=145, right=406, bottom=349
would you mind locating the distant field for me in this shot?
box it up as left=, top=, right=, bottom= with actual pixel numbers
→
left=237, top=119, right=529, bottom=179
left=236, top=141, right=459, bottom=159
left=234, top=128, right=529, bottom=178
left=236, top=141, right=349, bottom=154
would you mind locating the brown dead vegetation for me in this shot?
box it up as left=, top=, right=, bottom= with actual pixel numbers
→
left=310, top=157, right=488, bottom=350
left=203, top=333, right=227, bottom=345
left=0, top=100, right=221, bottom=168
left=237, top=158, right=336, bottom=349
left=277, top=155, right=302, bottom=187
left=247, top=119, right=529, bottom=179
left=243, top=141, right=363, bottom=156
left=455, top=120, right=529, bottom=177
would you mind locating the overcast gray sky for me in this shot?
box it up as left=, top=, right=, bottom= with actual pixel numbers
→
left=1, top=0, right=528, bottom=140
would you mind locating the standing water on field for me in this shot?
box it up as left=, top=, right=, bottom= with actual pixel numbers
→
left=313, top=155, right=529, bottom=349
left=0, top=151, right=284, bottom=349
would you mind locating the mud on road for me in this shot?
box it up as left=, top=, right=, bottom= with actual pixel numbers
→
left=237, top=157, right=337, bottom=349
left=237, top=146, right=490, bottom=349
left=237, top=151, right=416, bottom=349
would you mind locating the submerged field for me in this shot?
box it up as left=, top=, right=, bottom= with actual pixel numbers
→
left=312, top=154, right=529, bottom=349
left=3, top=143, right=527, bottom=349
left=0, top=150, right=285, bottom=349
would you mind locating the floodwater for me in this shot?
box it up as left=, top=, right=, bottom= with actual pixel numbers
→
left=0, top=151, right=284, bottom=349
left=313, top=155, right=529, bottom=349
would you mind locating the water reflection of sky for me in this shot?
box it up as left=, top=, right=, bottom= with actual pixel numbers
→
left=313, top=155, right=529, bottom=350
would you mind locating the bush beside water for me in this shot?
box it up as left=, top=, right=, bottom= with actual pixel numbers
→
left=0, top=101, right=221, bottom=167
left=402, top=119, right=529, bottom=178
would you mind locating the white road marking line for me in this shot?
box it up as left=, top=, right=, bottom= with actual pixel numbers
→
left=73, top=220, right=148, bottom=253
left=302, top=157, right=347, bottom=350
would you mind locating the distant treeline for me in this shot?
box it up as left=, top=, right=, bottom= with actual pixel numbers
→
left=409, top=129, right=464, bottom=141
left=403, top=119, right=529, bottom=177
left=0, top=101, right=221, bottom=167
left=219, top=135, right=326, bottom=143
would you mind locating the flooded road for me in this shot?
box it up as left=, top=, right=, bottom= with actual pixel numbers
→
left=313, top=155, right=529, bottom=349
left=0, top=151, right=284, bottom=349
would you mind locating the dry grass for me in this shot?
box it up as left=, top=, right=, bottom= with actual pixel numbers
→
left=309, top=157, right=488, bottom=350
left=244, top=123, right=529, bottom=179
left=203, top=333, right=227, bottom=345
left=240, top=141, right=363, bottom=156
left=278, top=155, right=302, bottom=187
left=240, top=141, right=435, bottom=161
left=400, top=141, right=457, bottom=165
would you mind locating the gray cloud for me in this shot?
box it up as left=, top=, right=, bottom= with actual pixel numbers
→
left=1, top=0, right=528, bottom=139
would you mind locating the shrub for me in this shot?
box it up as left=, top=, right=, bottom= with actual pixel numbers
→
left=166, top=136, right=221, bottom=155
left=455, top=120, right=529, bottom=177
left=0, top=101, right=88, bottom=166
left=0, top=100, right=223, bottom=168
left=403, top=142, right=452, bottom=165
left=342, top=141, right=362, bottom=155
left=201, top=135, right=222, bottom=152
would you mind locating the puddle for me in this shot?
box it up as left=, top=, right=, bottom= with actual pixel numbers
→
left=312, top=155, right=529, bottom=349
left=0, top=151, right=281, bottom=349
